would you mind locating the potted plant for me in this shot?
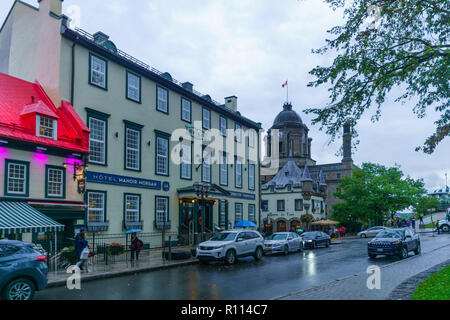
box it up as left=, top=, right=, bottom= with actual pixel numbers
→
left=59, top=246, right=78, bottom=265
left=107, top=242, right=125, bottom=256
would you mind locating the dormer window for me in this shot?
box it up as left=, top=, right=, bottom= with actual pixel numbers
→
left=36, top=115, right=57, bottom=140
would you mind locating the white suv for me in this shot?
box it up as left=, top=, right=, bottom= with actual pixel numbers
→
left=196, top=229, right=265, bottom=265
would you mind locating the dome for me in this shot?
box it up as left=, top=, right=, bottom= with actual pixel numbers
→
left=272, top=103, right=303, bottom=128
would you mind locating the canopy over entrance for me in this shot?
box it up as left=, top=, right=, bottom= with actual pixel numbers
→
left=0, top=201, right=64, bottom=236
left=311, top=219, right=339, bottom=226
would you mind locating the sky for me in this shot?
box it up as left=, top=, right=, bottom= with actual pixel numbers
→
left=0, top=0, right=448, bottom=192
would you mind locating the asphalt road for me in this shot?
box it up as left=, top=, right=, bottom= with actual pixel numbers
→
left=35, top=233, right=450, bottom=300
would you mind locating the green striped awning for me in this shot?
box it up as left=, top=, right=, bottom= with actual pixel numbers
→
left=0, top=202, right=64, bottom=236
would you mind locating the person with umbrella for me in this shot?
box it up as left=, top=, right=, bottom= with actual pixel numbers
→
left=126, top=229, right=143, bottom=261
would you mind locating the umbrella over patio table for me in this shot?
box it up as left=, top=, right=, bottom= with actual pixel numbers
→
left=311, top=220, right=339, bottom=226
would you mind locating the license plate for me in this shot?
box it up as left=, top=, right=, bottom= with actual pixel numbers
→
left=265, top=248, right=270, bottom=251
left=377, top=248, right=383, bottom=252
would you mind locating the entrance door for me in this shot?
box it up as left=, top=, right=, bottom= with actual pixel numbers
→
left=290, top=220, right=301, bottom=232
left=277, top=220, right=287, bottom=232
left=179, top=202, right=194, bottom=245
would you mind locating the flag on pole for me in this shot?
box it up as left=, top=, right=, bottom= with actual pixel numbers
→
left=282, top=80, right=288, bottom=88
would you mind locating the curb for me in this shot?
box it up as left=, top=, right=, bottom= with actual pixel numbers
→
left=388, top=259, right=450, bottom=300
left=47, top=259, right=199, bottom=288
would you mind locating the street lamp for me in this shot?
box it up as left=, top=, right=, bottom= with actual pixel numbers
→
left=193, top=182, right=212, bottom=242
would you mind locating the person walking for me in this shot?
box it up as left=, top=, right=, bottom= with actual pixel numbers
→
left=436, top=220, right=440, bottom=235
left=75, top=229, right=89, bottom=272
left=411, top=218, right=416, bottom=229
left=406, top=220, right=411, bottom=228
left=419, top=214, right=424, bottom=225
left=130, top=232, right=143, bottom=261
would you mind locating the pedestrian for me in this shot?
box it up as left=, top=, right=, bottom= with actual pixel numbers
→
left=411, top=218, right=416, bottom=229
left=361, top=226, right=364, bottom=232
left=419, top=214, right=424, bottom=225
left=328, top=228, right=333, bottom=237
left=336, top=227, right=340, bottom=238
left=436, top=220, right=440, bottom=235
left=130, top=232, right=143, bottom=261
left=75, top=229, right=89, bottom=272
left=406, top=220, right=411, bottom=228
left=340, top=226, right=346, bottom=237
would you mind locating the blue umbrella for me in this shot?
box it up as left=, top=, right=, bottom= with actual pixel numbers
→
left=125, top=229, right=142, bottom=234
left=234, top=220, right=257, bottom=228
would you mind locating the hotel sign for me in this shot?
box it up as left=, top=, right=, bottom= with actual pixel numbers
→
left=86, top=171, right=161, bottom=190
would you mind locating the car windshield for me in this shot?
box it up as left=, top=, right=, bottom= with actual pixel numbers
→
left=376, top=230, right=402, bottom=239
left=301, top=232, right=316, bottom=237
left=266, top=234, right=287, bottom=240
left=210, top=232, right=237, bottom=241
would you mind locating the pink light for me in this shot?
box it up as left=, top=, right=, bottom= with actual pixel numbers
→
left=0, top=146, right=9, bottom=160
left=33, top=152, right=48, bottom=165
left=65, top=157, right=83, bottom=166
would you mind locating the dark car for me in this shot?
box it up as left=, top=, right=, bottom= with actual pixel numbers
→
left=0, top=240, right=48, bottom=300
left=367, top=228, right=421, bottom=259
left=301, top=231, right=331, bottom=249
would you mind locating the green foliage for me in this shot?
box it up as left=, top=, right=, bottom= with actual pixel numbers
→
left=332, top=163, right=426, bottom=225
left=413, top=196, right=441, bottom=217
left=411, top=266, right=450, bottom=300
left=59, top=246, right=78, bottom=264
left=301, top=214, right=314, bottom=223
left=306, top=0, right=449, bottom=154
left=107, top=243, right=125, bottom=256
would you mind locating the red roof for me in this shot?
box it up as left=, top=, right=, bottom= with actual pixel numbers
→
left=0, top=72, right=90, bottom=154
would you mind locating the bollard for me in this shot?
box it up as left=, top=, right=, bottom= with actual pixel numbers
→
left=168, top=236, right=172, bottom=261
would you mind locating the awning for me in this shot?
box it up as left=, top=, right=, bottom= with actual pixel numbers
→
left=0, top=201, right=64, bottom=236
left=311, top=219, right=340, bottom=226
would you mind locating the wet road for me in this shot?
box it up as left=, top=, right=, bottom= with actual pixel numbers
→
left=35, top=234, right=450, bottom=300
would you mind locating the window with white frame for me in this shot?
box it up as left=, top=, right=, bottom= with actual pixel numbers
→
left=181, top=142, right=192, bottom=179
left=125, top=194, right=140, bottom=223
left=248, top=204, right=255, bottom=223
left=202, top=147, right=211, bottom=183
left=156, top=197, right=168, bottom=224
left=235, top=157, right=242, bottom=188
left=127, top=72, right=141, bottom=102
left=295, top=199, right=303, bottom=211
left=235, top=203, right=243, bottom=222
left=181, top=98, right=191, bottom=122
left=235, top=123, right=242, bottom=142
left=277, top=200, right=285, bottom=211
left=36, top=115, right=57, bottom=140
left=125, top=128, right=140, bottom=170
left=202, top=108, right=211, bottom=130
left=220, top=153, right=228, bottom=186
left=248, top=163, right=255, bottom=190
left=6, top=162, right=27, bottom=195
left=89, top=117, right=106, bottom=164
left=47, top=167, right=64, bottom=197
left=88, top=192, right=105, bottom=223
left=249, top=129, right=255, bottom=148
left=220, top=116, right=227, bottom=136
left=90, top=55, right=107, bottom=88
left=157, top=86, right=168, bottom=113
left=219, top=201, right=226, bottom=228
left=156, top=135, right=169, bottom=175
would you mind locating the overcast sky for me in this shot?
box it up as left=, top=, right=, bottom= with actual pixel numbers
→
left=1, top=0, right=448, bottom=192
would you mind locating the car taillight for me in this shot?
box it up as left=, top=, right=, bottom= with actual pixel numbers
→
left=36, top=255, right=47, bottom=262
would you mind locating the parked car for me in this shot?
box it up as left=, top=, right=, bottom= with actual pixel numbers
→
left=196, top=230, right=265, bottom=265
left=357, top=226, right=387, bottom=238
left=367, top=228, right=420, bottom=259
left=0, top=240, right=48, bottom=300
left=437, top=218, right=450, bottom=233
left=300, top=231, right=331, bottom=249
left=264, top=232, right=303, bottom=255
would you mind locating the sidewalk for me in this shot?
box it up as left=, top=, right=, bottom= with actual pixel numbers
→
left=47, top=246, right=198, bottom=288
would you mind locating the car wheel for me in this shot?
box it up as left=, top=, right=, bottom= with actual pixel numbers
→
left=225, top=250, right=236, bottom=265
left=361, top=234, right=367, bottom=238
left=442, top=225, right=449, bottom=233
left=414, top=242, right=421, bottom=255
left=3, top=278, right=35, bottom=301
left=284, top=245, right=289, bottom=255
left=368, top=254, right=377, bottom=259
left=254, top=247, right=263, bottom=261
left=400, top=246, right=408, bottom=259
left=326, top=240, right=330, bottom=248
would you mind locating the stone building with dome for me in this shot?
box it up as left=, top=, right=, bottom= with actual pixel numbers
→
left=261, top=102, right=358, bottom=220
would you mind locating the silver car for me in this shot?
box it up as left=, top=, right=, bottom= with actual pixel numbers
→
left=264, top=232, right=303, bottom=255
left=358, top=226, right=386, bottom=238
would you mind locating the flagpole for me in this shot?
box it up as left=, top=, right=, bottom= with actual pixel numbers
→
left=286, top=79, right=289, bottom=103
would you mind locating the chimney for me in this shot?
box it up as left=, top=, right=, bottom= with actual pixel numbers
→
left=38, top=0, right=63, bottom=17
left=225, top=96, right=238, bottom=112
left=342, top=123, right=353, bottom=169
left=182, top=82, right=193, bottom=92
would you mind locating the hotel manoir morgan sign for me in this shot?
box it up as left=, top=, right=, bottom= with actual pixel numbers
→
left=86, top=171, right=165, bottom=190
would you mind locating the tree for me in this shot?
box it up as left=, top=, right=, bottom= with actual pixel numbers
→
left=413, top=196, right=441, bottom=217
left=332, top=163, right=426, bottom=226
left=306, top=0, right=449, bottom=154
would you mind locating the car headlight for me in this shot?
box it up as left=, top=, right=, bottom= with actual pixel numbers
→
left=307, top=240, right=313, bottom=242
left=392, top=241, right=401, bottom=245
left=214, top=245, right=225, bottom=249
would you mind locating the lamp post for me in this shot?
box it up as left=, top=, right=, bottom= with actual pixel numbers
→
left=303, top=203, right=310, bottom=231
left=194, top=182, right=212, bottom=243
